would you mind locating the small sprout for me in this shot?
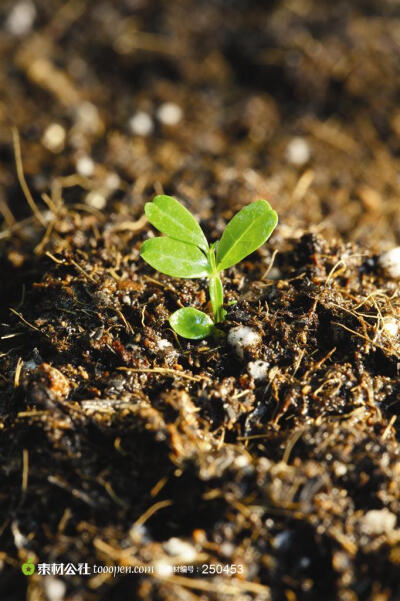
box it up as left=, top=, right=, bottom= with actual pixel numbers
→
left=140, top=195, right=278, bottom=339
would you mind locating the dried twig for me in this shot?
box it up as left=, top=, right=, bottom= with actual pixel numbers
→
left=9, top=308, right=41, bottom=333
left=12, top=127, right=46, bottom=227
left=117, top=367, right=209, bottom=382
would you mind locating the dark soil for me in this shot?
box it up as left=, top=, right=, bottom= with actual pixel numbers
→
left=1, top=1, right=400, bottom=600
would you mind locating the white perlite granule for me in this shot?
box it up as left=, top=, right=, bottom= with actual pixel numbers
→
left=85, top=190, right=106, bottom=210
left=75, top=101, right=102, bottom=134
left=163, top=537, right=197, bottom=561
left=228, top=326, right=261, bottom=360
left=360, top=509, right=396, bottom=535
left=286, top=137, right=311, bottom=166
left=378, top=247, right=400, bottom=279
left=42, top=123, right=66, bottom=153
left=157, top=339, right=173, bottom=350
left=105, top=173, right=120, bottom=191
left=157, top=102, right=183, bottom=126
left=129, top=111, right=154, bottom=136
left=381, top=316, right=399, bottom=338
left=6, top=1, right=36, bottom=36
left=43, top=577, right=66, bottom=601
left=76, top=155, right=95, bottom=177
left=247, top=360, right=269, bottom=381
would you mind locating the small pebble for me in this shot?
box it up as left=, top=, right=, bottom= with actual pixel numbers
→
left=163, top=537, right=197, bottom=561
left=155, top=560, right=173, bottom=577
left=378, top=247, right=400, bottom=279
left=382, top=316, right=399, bottom=338
left=42, top=123, right=66, bottom=153
left=75, top=101, right=103, bottom=134
left=85, top=190, right=106, bottom=210
left=247, top=360, right=269, bottom=381
left=233, top=454, right=250, bottom=468
left=360, top=509, right=396, bottom=535
left=6, top=1, right=36, bottom=36
left=228, top=326, right=261, bottom=360
left=43, top=577, right=66, bottom=601
left=220, top=542, right=235, bottom=557
left=333, top=462, right=347, bottom=477
left=36, top=363, right=70, bottom=401
left=158, top=339, right=173, bottom=350
left=286, top=137, right=311, bottom=166
left=129, top=111, right=154, bottom=136
left=105, top=173, right=120, bottom=191
left=76, top=155, right=95, bottom=177
left=157, top=102, right=183, bottom=126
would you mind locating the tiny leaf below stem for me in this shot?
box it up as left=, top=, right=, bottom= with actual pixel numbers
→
left=169, top=307, right=214, bottom=339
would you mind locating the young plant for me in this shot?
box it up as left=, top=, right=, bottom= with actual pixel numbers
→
left=140, top=195, right=278, bottom=339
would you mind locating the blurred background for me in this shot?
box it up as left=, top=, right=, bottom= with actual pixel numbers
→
left=1, top=0, right=400, bottom=249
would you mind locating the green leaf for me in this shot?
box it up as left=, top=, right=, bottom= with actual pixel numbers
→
left=145, top=195, right=209, bottom=252
left=216, top=200, right=278, bottom=271
left=141, top=237, right=210, bottom=278
left=169, top=307, right=214, bottom=339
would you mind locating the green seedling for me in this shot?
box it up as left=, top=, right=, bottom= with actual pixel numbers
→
left=140, top=195, right=278, bottom=339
